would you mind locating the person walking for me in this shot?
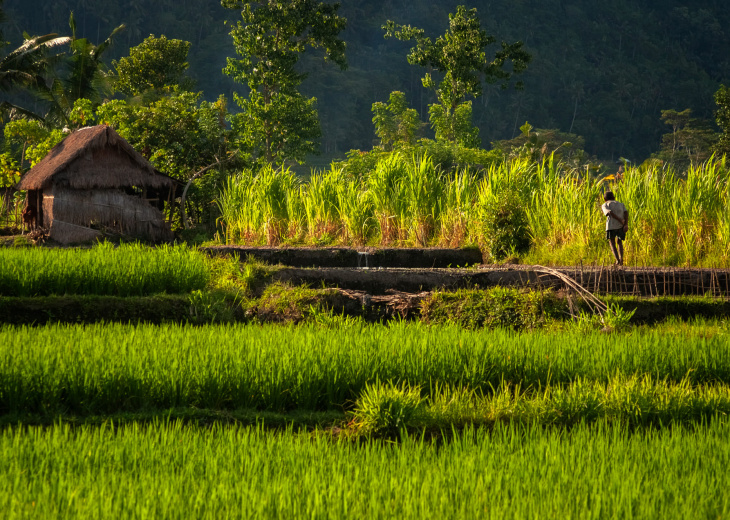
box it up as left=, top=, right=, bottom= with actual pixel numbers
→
left=601, top=191, right=628, bottom=265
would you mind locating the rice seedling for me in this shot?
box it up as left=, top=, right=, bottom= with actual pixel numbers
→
left=1, top=420, right=728, bottom=519
left=0, top=242, right=209, bottom=296
left=414, top=374, right=730, bottom=429
left=3, top=322, right=730, bottom=416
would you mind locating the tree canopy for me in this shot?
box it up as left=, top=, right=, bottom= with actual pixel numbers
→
left=113, top=34, right=191, bottom=97
left=2, top=0, right=730, bottom=162
left=222, top=0, right=347, bottom=165
left=383, top=6, right=530, bottom=146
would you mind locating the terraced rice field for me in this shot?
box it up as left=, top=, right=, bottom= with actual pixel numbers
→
left=2, top=244, right=730, bottom=518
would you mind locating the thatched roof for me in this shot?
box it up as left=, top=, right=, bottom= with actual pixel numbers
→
left=17, top=125, right=175, bottom=191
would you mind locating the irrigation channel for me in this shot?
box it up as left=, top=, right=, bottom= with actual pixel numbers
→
left=205, top=246, right=730, bottom=298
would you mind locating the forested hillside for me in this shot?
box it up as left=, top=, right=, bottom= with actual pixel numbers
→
left=3, top=0, right=729, bottom=162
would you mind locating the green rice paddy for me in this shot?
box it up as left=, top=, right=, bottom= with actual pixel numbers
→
left=2, top=420, right=728, bottom=519
left=0, top=243, right=209, bottom=296
left=2, top=243, right=730, bottom=518
left=2, top=322, right=730, bottom=420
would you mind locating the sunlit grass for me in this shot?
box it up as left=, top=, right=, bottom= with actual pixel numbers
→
left=217, top=154, right=730, bottom=266
left=0, top=242, right=209, bottom=296
left=3, top=321, right=730, bottom=416
left=1, top=420, right=729, bottom=519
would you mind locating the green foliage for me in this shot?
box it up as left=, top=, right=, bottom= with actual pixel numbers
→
left=0, top=243, right=210, bottom=296
left=371, top=91, right=423, bottom=150
left=384, top=5, right=530, bottom=146
left=428, top=99, right=479, bottom=147
left=575, top=302, right=636, bottom=333
left=3, top=119, right=64, bottom=168
left=492, top=122, right=587, bottom=166
left=36, top=13, right=125, bottom=126
left=255, top=283, right=338, bottom=322
left=229, top=89, right=320, bottom=166
left=207, top=254, right=277, bottom=296
left=352, top=381, right=424, bottom=436
left=222, top=0, right=347, bottom=165
left=601, top=303, right=636, bottom=332
left=415, top=139, right=502, bottom=173
left=652, top=108, right=717, bottom=170
left=715, top=85, right=730, bottom=156
left=421, top=288, right=562, bottom=330
left=67, top=97, right=94, bottom=127
left=341, top=147, right=388, bottom=177
left=113, top=34, right=191, bottom=97
left=0, top=32, right=70, bottom=121
left=4, top=0, right=730, bottom=162
left=98, top=93, right=229, bottom=179
left=0, top=153, right=20, bottom=187
left=11, top=235, right=30, bottom=247
left=482, top=188, right=531, bottom=261
left=187, top=289, right=234, bottom=323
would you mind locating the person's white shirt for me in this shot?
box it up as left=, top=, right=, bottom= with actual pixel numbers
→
left=601, top=200, right=626, bottom=230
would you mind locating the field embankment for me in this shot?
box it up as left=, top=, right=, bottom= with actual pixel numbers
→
left=4, top=243, right=730, bottom=326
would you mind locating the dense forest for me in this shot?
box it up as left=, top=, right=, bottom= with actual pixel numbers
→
left=3, top=0, right=729, bottom=163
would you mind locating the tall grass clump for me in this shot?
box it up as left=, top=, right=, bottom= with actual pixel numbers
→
left=439, top=169, right=478, bottom=246
left=302, top=165, right=345, bottom=243
left=367, top=152, right=411, bottom=243
left=336, top=177, right=374, bottom=245
left=525, top=157, right=730, bottom=266
left=0, top=242, right=209, bottom=296
left=218, top=164, right=301, bottom=245
left=217, top=152, right=730, bottom=265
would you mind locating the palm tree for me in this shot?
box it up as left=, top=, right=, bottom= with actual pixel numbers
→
left=0, top=33, right=70, bottom=121
left=37, top=12, right=125, bottom=126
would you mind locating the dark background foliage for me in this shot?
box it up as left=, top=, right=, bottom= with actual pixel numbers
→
left=3, top=0, right=729, bottom=163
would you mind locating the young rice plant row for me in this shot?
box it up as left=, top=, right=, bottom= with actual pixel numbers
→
left=1, top=420, right=728, bottom=519
left=3, top=322, right=730, bottom=417
left=0, top=243, right=209, bottom=296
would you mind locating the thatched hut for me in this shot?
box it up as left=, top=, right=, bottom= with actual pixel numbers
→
left=16, top=125, right=179, bottom=244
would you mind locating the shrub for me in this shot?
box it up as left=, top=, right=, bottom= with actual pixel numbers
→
left=482, top=189, right=531, bottom=261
